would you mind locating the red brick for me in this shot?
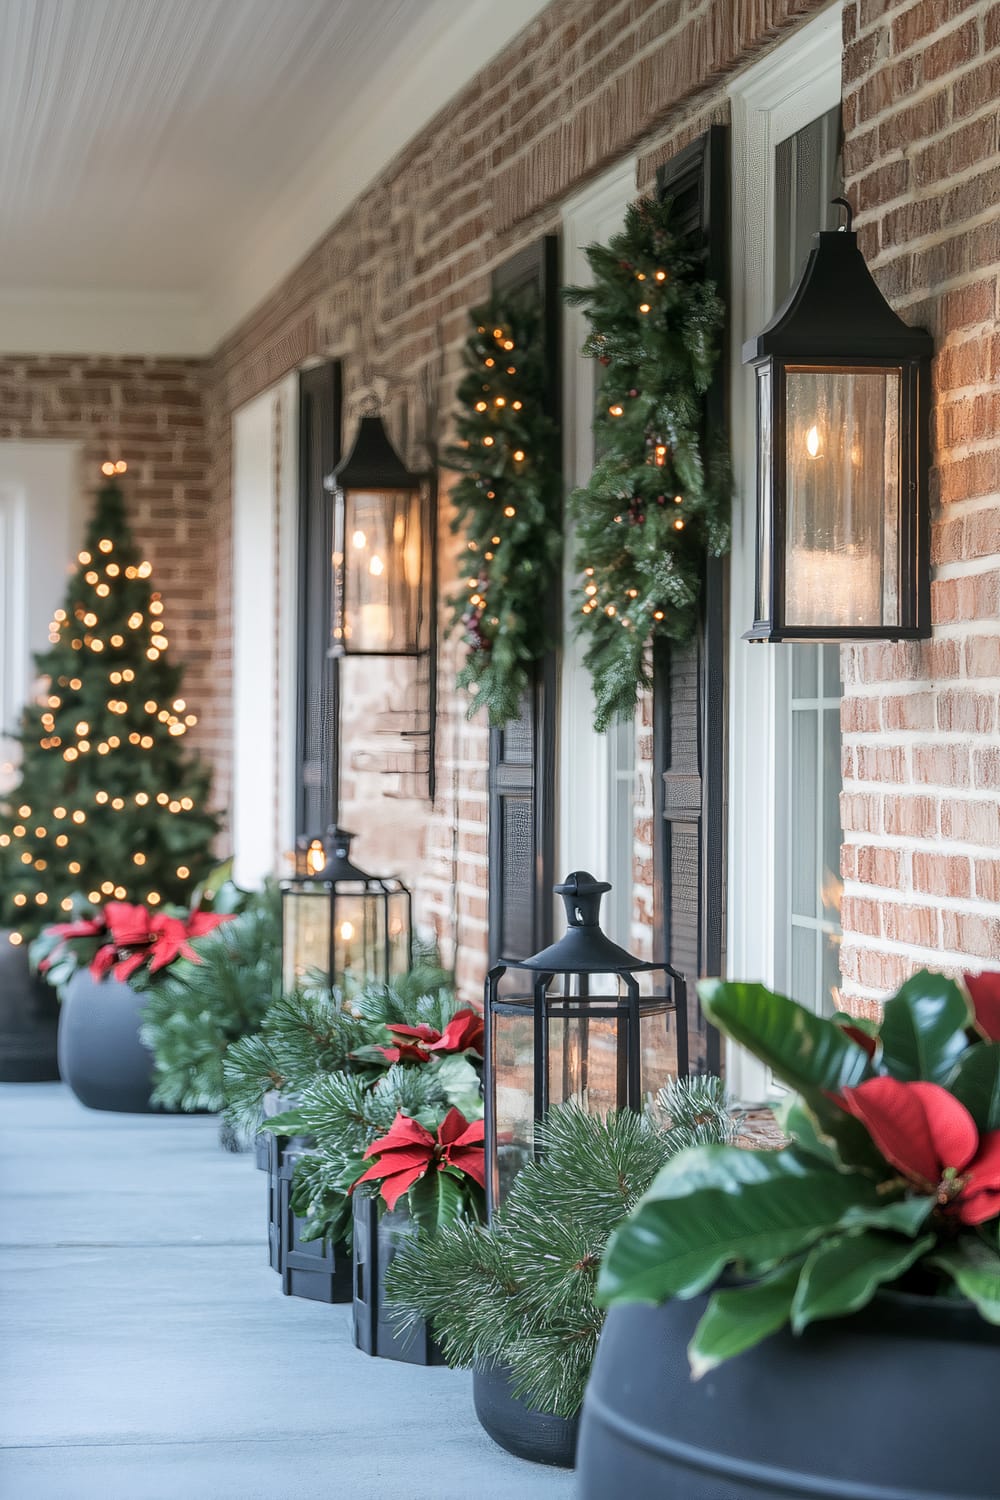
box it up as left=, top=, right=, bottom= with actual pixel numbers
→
left=851, top=844, right=904, bottom=888
left=974, top=859, right=1000, bottom=902
left=841, top=792, right=883, bottom=835
left=883, top=795, right=938, bottom=838
left=883, top=902, right=940, bottom=948
left=965, top=637, right=1000, bottom=678
left=932, top=570, right=1000, bottom=621
left=973, top=747, right=1000, bottom=789
left=854, top=745, right=908, bottom=782
left=922, top=18, right=981, bottom=80
left=940, top=798, right=1000, bottom=845
left=841, top=697, right=881, bottom=733
left=912, top=851, right=972, bottom=899
left=842, top=894, right=883, bottom=937
left=936, top=689, right=996, bottom=733
left=880, top=692, right=935, bottom=731
left=912, top=743, right=970, bottom=787
left=941, top=910, right=1000, bottom=959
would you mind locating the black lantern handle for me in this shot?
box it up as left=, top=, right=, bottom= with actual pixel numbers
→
left=831, top=196, right=854, bottom=233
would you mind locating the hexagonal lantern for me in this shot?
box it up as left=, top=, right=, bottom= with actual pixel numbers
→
left=484, top=871, right=689, bottom=1215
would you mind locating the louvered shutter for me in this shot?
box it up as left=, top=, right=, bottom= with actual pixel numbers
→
left=487, top=238, right=560, bottom=965
left=295, top=361, right=342, bottom=837
left=653, top=128, right=728, bottom=1073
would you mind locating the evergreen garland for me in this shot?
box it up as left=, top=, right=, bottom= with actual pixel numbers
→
left=446, top=292, right=561, bottom=725
left=385, top=1080, right=734, bottom=1418
left=563, top=195, right=730, bottom=729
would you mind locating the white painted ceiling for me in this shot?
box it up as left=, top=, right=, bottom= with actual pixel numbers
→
left=0, top=0, right=549, bottom=354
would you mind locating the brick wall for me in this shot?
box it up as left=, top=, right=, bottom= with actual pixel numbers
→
left=206, top=0, right=827, bottom=998
left=838, top=0, right=1000, bottom=1013
left=0, top=357, right=224, bottom=786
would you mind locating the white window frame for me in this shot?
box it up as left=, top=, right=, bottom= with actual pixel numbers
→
left=559, top=157, right=638, bottom=945
left=231, top=374, right=299, bottom=888
left=726, top=4, right=843, bottom=1101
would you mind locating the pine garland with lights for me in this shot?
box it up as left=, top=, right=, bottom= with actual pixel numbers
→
left=446, top=292, right=561, bottom=726
left=563, top=195, right=730, bottom=729
left=385, top=1079, right=735, bottom=1418
left=0, top=473, right=220, bottom=937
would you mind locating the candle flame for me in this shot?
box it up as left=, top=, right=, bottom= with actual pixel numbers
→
left=306, top=839, right=325, bottom=876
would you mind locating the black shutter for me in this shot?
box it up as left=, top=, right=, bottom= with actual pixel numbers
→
left=487, top=238, right=560, bottom=965
left=653, top=127, right=728, bottom=1073
left=296, top=361, right=342, bottom=838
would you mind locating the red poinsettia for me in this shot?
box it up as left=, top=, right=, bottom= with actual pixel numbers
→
left=353, top=1107, right=486, bottom=1210
left=376, top=1007, right=484, bottom=1064
left=836, top=1019, right=879, bottom=1058
left=89, top=901, right=233, bottom=981
left=836, top=1076, right=1000, bottom=1225
left=964, top=971, right=1000, bottom=1043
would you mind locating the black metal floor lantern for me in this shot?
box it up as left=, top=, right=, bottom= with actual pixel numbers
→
left=743, top=199, right=932, bottom=643
left=484, top=872, right=688, bottom=1215
left=281, top=828, right=411, bottom=993
left=325, top=414, right=430, bottom=658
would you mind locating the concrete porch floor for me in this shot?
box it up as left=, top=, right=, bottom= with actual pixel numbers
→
left=0, top=1084, right=575, bottom=1500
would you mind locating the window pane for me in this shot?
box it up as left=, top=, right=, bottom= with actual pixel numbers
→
left=792, top=644, right=817, bottom=698
left=791, top=924, right=817, bottom=1010
left=791, top=710, right=819, bottom=918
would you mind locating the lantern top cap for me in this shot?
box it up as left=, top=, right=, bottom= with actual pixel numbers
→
left=518, top=871, right=645, bottom=973
left=325, top=413, right=424, bottom=493
left=742, top=207, right=933, bottom=364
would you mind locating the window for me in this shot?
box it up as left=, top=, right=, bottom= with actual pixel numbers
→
left=727, top=4, right=844, bottom=1100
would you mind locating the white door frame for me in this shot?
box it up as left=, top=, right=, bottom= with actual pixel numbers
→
left=726, top=4, right=843, bottom=1100
left=559, top=156, right=638, bottom=917
left=231, top=374, right=299, bottom=888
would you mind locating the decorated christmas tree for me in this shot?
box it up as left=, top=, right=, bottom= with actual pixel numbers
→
left=0, top=467, right=220, bottom=938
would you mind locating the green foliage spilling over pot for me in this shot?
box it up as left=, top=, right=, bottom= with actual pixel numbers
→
left=446, top=291, right=562, bottom=726
left=135, top=882, right=282, bottom=1112
left=599, top=970, right=1000, bottom=1379
left=385, top=1078, right=734, bottom=1418
left=563, top=194, right=730, bottom=729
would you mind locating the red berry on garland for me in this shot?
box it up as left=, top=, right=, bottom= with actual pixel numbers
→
left=599, top=356, right=610, bottom=367
left=629, top=389, right=639, bottom=398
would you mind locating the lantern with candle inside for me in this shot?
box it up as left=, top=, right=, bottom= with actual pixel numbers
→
left=483, top=871, right=688, bottom=1216
left=743, top=199, right=932, bottom=643
left=281, top=828, right=411, bottom=993
left=325, top=415, right=429, bottom=657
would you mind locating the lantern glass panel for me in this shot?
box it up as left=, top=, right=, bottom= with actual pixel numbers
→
left=386, top=889, right=410, bottom=976
left=639, top=1000, right=679, bottom=1084
left=336, top=487, right=423, bottom=654
left=490, top=1004, right=535, bottom=1203
left=755, top=365, right=773, bottom=623
left=333, top=890, right=377, bottom=987
left=784, top=366, right=901, bottom=631
left=545, top=1003, right=623, bottom=1116
left=282, top=887, right=331, bottom=991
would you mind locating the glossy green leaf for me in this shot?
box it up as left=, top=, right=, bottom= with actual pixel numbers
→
left=838, top=1196, right=934, bottom=1236
left=408, top=1167, right=464, bottom=1237
left=780, top=1098, right=842, bottom=1168
left=931, top=1240, right=1000, bottom=1325
left=263, top=1108, right=307, bottom=1135
left=698, top=981, right=872, bottom=1095
left=431, top=1053, right=484, bottom=1118
left=688, top=1264, right=801, bottom=1380
left=878, top=970, right=971, bottom=1083
left=597, top=1144, right=882, bottom=1307
left=791, top=1231, right=934, bottom=1334
left=949, top=1043, right=1000, bottom=1132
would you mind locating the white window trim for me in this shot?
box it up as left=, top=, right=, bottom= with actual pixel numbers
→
left=726, top=4, right=843, bottom=1102
left=231, top=374, right=299, bottom=888
left=559, top=157, right=638, bottom=936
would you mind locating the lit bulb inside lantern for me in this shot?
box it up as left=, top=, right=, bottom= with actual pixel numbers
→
left=351, top=530, right=367, bottom=549
left=339, top=920, right=355, bottom=942
left=307, top=840, right=325, bottom=876
left=805, top=424, right=822, bottom=459
left=369, top=554, right=384, bottom=577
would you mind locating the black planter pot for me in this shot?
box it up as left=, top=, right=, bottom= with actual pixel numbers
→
left=577, top=1292, right=1000, bottom=1500
left=473, top=1364, right=578, bottom=1469
left=0, top=930, right=59, bottom=1082
left=57, top=968, right=157, bottom=1112
left=352, top=1194, right=445, bottom=1365
left=278, top=1143, right=353, bottom=1302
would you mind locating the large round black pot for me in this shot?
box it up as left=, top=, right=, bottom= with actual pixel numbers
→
left=473, top=1364, right=577, bottom=1469
left=57, top=968, right=157, bottom=1112
left=0, top=929, right=59, bottom=1081
left=578, top=1292, right=1000, bottom=1499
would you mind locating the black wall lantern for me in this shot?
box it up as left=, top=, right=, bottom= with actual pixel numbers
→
left=483, top=871, right=688, bottom=1216
left=281, top=827, right=412, bottom=993
left=743, top=200, right=932, bottom=643
left=325, top=414, right=430, bottom=658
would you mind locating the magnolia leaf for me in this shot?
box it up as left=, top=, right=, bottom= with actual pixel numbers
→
left=949, top=1043, right=1000, bottom=1132
left=838, top=1196, right=934, bottom=1236
left=688, top=1265, right=802, bottom=1380
left=408, top=1167, right=464, bottom=1237
left=878, top=970, right=971, bottom=1084
left=791, top=1231, right=934, bottom=1334
left=430, top=1053, right=484, bottom=1118
left=779, top=1098, right=842, bottom=1168
left=698, top=981, right=872, bottom=1095
left=263, top=1108, right=307, bottom=1136
left=597, top=1144, right=882, bottom=1307
left=931, top=1240, right=1000, bottom=1325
